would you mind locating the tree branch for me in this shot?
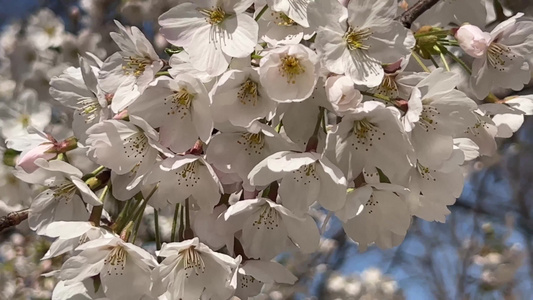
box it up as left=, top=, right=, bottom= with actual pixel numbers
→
left=400, top=0, right=441, bottom=28
left=0, top=209, right=29, bottom=232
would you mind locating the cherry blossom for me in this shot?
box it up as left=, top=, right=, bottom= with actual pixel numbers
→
left=151, top=238, right=238, bottom=300
left=249, top=151, right=347, bottom=215
left=311, top=0, right=415, bottom=87
left=470, top=14, right=533, bottom=99
left=128, top=75, right=213, bottom=153
left=158, top=0, right=258, bottom=76
left=259, top=44, right=319, bottom=102
left=16, top=159, right=101, bottom=235
left=99, top=21, right=163, bottom=112
left=60, top=236, right=157, bottom=300
left=223, top=197, right=320, bottom=259
left=2, top=2, right=533, bottom=299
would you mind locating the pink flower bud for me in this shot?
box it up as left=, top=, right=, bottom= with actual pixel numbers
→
left=455, top=25, right=491, bottom=58
left=17, top=143, right=56, bottom=173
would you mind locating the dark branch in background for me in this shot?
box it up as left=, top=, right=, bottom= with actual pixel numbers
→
left=0, top=209, right=29, bottom=232
left=399, top=0, right=441, bottom=28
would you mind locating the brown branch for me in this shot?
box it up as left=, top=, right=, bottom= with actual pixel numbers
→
left=400, top=0, right=441, bottom=28
left=0, top=209, right=29, bottom=232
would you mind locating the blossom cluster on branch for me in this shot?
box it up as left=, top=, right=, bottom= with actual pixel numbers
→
left=1, top=0, right=533, bottom=299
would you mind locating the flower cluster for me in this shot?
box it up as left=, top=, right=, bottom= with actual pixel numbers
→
left=326, top=269, right=404, bottom=300
left=1, top=0, right=533, bottom=299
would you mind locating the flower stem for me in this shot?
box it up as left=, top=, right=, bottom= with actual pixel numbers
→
left=178, top=204, right=185, bottom=242
left=130, top=199, right=148, bottom=243
left=445, top=49, right=472, bottom=75
left=275, top=120, right=283, bottom=133
left=156, top=71, right=170, bottom=77
left=440, top=52, right=450, bottom=71
left=91, top=165, right=105, bottom=177
left=183, top=198, right=194, bottom=239
left=255, top=5, right=268, bottom=21
left=305, top=107, right=324, bottom=152
left=251, top=53, right=263, bottom=60
left=171, top=204, right=180, bottom=242
left=154, top=209, right=161, bottom=251
left=164, top=47, right=183, bottom=56
left=130, top=185, right=158, bottom=242
left=414, top=29, right=452, bottom=38
left=411, top=51, right=431, bottom=73
left=360, top=91, right=392, bottom=103
left=428, top=54, right=439, bottom=69
left=88, top=184, right=109, bottom=227
left=113, top=194, right=143, bottom=233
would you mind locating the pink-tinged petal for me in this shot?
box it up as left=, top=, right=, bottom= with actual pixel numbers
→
left=17, top=143, right=56, bottom=173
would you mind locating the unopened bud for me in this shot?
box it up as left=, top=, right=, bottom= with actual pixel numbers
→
left=18, top=144, right=56, bottom=173
left=455, top=24, right=491, bottom=58
left=56, top=136, right=78, bottom=153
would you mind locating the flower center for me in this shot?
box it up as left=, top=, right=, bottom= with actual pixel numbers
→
left=351, top=119, right=384, bottom=151
left=175, top=161, right=201, bottom=188
left=253, top=205, right=280, bottom=230
left=237, top=79, right=259, bottom=106
left=487, top=42, right=516, bottom=71
left=365, top=194, right=378, bottom=214
left=20, top=114, right=30, bottom=128
left=292, top=164, right=319, bottom=186
left=417, top=106, right=440, bottom=132
left=371, top=75, right=399, bottom=99
left=77, top=97, right=100, bottom=123
left=279, top=55, right=305, bottom=84
left=104, top=246, right=127, bottom=275
left=239, top=274, right=258, bottom=289
left=123, top=132, right=148, bottom=159
left=52, top=181, right=77, bottom=203
left=198, top=7, right=227, bottom=25
left=122, top=56, right=151, bottom=77
left=164, top=88, right=195, bottom=118
left=274, top=12, right=296, bottom=27
left=238, top=133, right=265, bottom=155
left=44, top=26, right=56, bottom=37
left=344, top=27, right=372, bottom=51
left=180, top=247, right=205, bottom=276
left=416, top=161, right=436, bottom=182
left=465, top=115, right=491, bottom=136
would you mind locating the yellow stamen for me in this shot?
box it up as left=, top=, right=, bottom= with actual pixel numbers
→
left=344, top=27, right=372, bottom=51
left=198, top=7, right=227, bottom=25
left=279, top=55, right=305, bottom=84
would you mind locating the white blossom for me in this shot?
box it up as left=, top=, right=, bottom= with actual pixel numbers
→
left=159, top=0, right=258, bottom=76
left=311, top=0, right=415, bottom=87
left=151, top=237, right=238, bottom=300
left=470, top=14, right=533, bottom=99
left=99, top=21, right=163, bottom=112
left=60, top=236, right=157, bottom=300
left=223, top=197, right=320, bottom=259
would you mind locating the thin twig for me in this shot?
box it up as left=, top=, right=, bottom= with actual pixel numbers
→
left=0, top=209, right=29, bottom=232
left=400, top=0, right=441, bottom=28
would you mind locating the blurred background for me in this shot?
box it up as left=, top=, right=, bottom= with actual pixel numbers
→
left=1, top=0, right=533, bottom=299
